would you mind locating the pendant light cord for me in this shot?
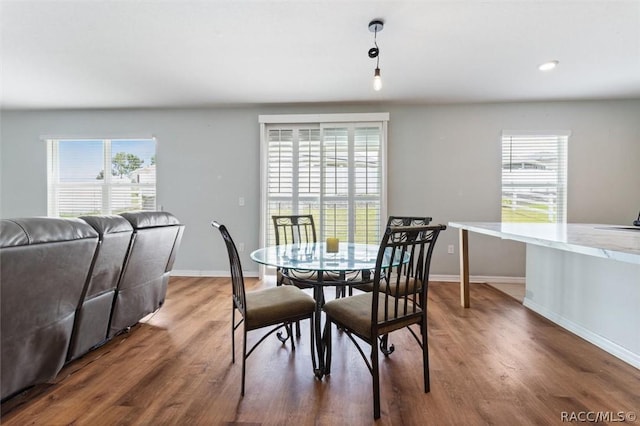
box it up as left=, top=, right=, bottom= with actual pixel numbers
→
left=374, top=28, right=380, bottom=67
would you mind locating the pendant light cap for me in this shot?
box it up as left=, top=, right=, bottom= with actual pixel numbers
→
left=368, top=20, right=384, bottom=33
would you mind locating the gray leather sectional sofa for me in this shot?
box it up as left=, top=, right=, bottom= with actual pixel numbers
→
left=0, top=211, right=184, bottom=401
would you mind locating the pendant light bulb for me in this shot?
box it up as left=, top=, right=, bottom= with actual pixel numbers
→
left=373, top=67, right=382, bottom=91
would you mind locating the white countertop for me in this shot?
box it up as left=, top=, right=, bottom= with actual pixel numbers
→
left=448, top=222, right=640, bottom=265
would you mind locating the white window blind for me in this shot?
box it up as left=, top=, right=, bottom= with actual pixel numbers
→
left=261, top=114, right=387, bottom=248
left=501, top=131, right=569, bottom=223
left=47, top=138, right=157, bottom=217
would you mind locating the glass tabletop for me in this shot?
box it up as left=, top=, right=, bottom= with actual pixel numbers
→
left=250, top=242, right=408, bottom=272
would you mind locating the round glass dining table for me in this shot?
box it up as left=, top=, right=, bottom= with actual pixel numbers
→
left=250, top=242, right=408, bottom=378
left=250, top=242, right=385, bottom=281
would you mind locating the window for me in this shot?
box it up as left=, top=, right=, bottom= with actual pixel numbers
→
left=47, top=138, right=156, bottom=217
left=260, top=113, right=388, bottom=247
left=501, top=131, right=569, bottom=223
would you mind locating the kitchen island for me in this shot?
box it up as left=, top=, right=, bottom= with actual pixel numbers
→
left=448, top=222, right=640, bottom=368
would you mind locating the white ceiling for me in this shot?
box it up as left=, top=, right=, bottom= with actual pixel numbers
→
left=2, top=0, right=640, bottom=110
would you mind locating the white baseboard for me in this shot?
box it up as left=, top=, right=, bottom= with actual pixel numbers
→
left=430, top=274, right=525, bottom=285
left=172, top=271, right=523, bottom=283
left=171, top=269, right=259, bottom=278
left=524, top=298, right=640, bottom=369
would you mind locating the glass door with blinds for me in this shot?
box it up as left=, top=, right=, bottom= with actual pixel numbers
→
left=265, top=125, right=322, bottom=246
left=322, top=125, right=382, bottom=244
left=261, top=114, right=388, bottom=250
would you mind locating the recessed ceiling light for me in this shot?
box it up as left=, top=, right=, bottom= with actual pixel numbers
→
left=539, top=60, right=559, bottom=71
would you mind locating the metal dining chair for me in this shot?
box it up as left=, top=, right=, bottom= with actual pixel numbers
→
left=354, top=216, right=433, bottom=355
left=322, top=223, right=446, bottom=419
left=212, top=221, right=317, bottom=395
left=272, top=214, right=318, bottom=290
left=272, top=214, right=350, bottom=337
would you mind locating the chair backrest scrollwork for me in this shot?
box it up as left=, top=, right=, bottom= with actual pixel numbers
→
left=272, top=215, right=317, bottom=245
left=371, top=224, right=446, bottom=332
left=212, top=221, right=247, bottom=317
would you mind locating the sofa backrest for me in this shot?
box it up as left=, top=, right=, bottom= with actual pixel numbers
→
left=108, top=211, right=184, bottom=337
left=67, top=215, right=134, bottom=361
left=0, top=218, right=98, bottom=400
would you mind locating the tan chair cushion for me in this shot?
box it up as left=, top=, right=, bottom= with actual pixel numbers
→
left=323, top=293, right=422, bottom=341
left=245, top=286, right=315, bottom=329
left=351, top=276, right=422, bottom=296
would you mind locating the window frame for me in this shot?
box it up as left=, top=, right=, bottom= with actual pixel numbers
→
left=46, top=137, right=157, bottom=217
left=501, top=130, right=570, bottom=224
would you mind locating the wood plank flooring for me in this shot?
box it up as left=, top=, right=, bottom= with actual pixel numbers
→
left=2, top=277, right=639, bottom=425
left=486, top=282, right=526, bottom=303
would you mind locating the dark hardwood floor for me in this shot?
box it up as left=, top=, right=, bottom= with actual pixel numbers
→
left=2, top=277, right=639, bottom=425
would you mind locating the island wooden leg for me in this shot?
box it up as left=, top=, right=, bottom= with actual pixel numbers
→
left=459, top=228, right=470, bottom=308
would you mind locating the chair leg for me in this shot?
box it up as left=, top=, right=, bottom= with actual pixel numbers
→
left=372, top=343, right=381, bottom=419
left=309, top=315, right=317, bottom=373
left=422, top=319, right=430, bottom=393
left=241, top=328, right=247, bottom=396
left=231, top=307, right=236, bottom=364
left=289, top=323, right=296, bottom=351
left=277, top=322, right=291, bottom=344
left=379, top=334, right=395, bottom=356
left=295, top=320, right=301, bottom=337
left=323, top=318, right=332, bottom=375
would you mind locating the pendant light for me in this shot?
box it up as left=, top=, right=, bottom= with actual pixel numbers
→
left=368, top=20, right=384, bottom=91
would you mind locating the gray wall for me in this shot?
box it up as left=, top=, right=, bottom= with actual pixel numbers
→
left=2, top=100, right=639, bottom=278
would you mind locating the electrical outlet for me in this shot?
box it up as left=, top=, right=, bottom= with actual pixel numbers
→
left=238, top=243, right=245, bottom=252
left=239, top=197, right=245, bottom=207
left=447, top=244, right=454, bottom=254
